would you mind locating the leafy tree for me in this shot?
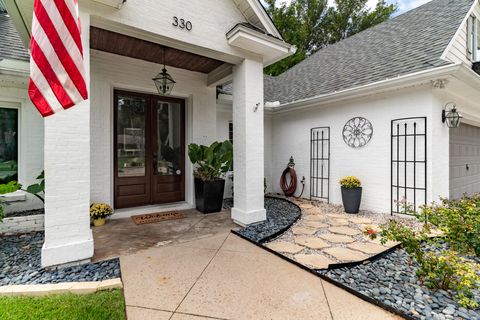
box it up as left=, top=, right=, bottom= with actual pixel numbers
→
left=264, top=0, right=397, bottom=75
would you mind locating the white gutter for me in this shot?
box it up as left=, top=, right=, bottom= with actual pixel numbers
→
left=226, top=24, right=295, bottom=52
left=454, top=62, right=480, bottom=88
left=0, top=59, right=29, bottom=77
left=266, top=63, right=463, bottom=113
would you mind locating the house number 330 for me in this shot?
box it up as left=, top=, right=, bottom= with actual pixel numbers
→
left=172, top=17, right=192, bottom=31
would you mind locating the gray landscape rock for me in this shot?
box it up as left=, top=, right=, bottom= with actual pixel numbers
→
left=0, top=232, right=120, bottom=286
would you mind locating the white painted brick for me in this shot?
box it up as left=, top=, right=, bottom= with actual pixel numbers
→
left=231, top=58, right=266, bottom=225
left=0, top=215, right=44, bottom=234
left=89, top=51, right=217, bottom=207
left=41, top=12, right=94, bottom=267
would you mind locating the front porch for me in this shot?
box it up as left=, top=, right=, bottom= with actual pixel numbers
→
left=92, top=207, right=235, bottom=261
left=5, top=0, right=295, bottom=267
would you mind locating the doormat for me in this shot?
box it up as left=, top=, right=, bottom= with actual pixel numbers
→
left=131, top=212, right=184, bottom=225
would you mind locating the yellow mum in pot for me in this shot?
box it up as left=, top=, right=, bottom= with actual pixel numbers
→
left=90, top=203, right=113, bottom=227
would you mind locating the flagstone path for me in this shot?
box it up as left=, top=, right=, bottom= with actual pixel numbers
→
left=265, top=200, right=400, bottom=270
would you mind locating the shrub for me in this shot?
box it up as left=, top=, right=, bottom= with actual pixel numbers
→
left=90, top=203, right=113, bottom=220
left=0, top=181, right=22, bottom=222
left=422, top=195, right=480, bottom=257
left=339, top=176, right=361, bottom=188
left=368, top=219, right=480, bottom=308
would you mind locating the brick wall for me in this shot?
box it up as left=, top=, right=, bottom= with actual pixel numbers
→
left=90, top=51, right=217, bottom=207
left=270, top=86, right=449, bottom=213
left=0, top=215, right=44, bottom=235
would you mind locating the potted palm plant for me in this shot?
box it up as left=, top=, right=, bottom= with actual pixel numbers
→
left=339, top=176, right=362, bottom=214
left=188, top=141, right=233, bottom=214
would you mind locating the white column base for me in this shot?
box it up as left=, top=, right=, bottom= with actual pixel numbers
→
left=232, top=207, right=266, bottom=226
left=41, top=230, right=94, bottom=267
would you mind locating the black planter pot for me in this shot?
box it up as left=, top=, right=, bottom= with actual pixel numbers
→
left=341, top=187, right=362, bottom=214
left=194, top=178, right=225, bottom=214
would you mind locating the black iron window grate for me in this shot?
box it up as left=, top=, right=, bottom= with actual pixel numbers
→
left=391, top=117, right=427, bottom=215
left=310, top=127, right=330, bottom=203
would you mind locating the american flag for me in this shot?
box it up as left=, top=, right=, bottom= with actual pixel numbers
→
left=28, top=0, right=88, bottom=117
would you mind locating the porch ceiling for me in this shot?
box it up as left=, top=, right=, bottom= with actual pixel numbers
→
left=90, top=27, right=226, bottom=74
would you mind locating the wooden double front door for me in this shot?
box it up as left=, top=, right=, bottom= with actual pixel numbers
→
left=114, top=90, right=185, bottom=209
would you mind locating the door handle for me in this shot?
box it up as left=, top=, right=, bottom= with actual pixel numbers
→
left=153, top=153, right=158, bottom=174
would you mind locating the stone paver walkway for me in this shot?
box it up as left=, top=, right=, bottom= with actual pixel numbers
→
left=265, top=200, right=399, bottom=269
left=121, top=232, right=401, bottom=320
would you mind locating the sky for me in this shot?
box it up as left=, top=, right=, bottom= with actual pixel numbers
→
left=271, top=0, right=432, bottom=15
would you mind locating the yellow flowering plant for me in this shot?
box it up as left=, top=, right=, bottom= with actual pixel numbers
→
left=90, top=203, right=113, bottom=220
left=339, top=176, right=361, bottom=188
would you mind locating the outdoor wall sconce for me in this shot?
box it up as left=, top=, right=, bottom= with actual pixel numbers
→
left=442, top=102, right=462, bottom=128
left=153, top=48, right=176, bottom=96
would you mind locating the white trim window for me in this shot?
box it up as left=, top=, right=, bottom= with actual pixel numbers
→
left=467, top=15, right=480, bottom=62
left=0, top=107, right=19, bottom=184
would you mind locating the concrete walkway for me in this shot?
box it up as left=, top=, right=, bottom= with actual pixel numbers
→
left=121, top=232, right=402, bottom=320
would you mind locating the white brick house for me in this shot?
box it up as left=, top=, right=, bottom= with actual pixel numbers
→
left=1, top=0, right=480, bottom=268
left=219, top=0, right=480, bottom=213
left=0, top=0, right=295, bottom=267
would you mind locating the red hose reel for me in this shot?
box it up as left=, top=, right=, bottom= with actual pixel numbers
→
left=280, top=156, right=305, bottom=198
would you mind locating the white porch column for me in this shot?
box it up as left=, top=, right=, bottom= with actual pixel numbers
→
left=231, top=58, right=266, bottom=225
left=41, top=12, right=93, bottom=267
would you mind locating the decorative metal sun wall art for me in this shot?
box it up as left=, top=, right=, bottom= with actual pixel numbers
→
left=342, top=117, right=373, bottom=148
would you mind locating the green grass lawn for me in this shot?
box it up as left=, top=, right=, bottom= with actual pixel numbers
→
left=0, top=289, right=125, bottom=320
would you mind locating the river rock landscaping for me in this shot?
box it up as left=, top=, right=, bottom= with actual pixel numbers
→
left=320, top=246, right=480, bottom=320
left=0, top=232, right=120, bottom=286
left=234, top=196, right=301, bottom=242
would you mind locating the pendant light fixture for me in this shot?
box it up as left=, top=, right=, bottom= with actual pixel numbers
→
left=153, top=47, right=176, bottom=96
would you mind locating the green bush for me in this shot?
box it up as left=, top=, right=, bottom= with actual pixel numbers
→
left=368, top=208, right=480, bottom=308
left=188, top=141, right=233, bottom=181
left=423, top=195, right=480, bottom=257
left=0, top=181, right=22, bottom=222
left=0, top=172, right=44, bottom=222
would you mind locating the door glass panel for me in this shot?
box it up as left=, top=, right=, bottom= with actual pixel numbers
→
left=117, top=95, right=146, bottom=177
left=0, top=108, right=18, bottom=184
left=156, top=102, right=182, bottom=176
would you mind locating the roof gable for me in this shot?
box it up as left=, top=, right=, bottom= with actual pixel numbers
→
left=231, top=0, right=282, bottom=39
left=266, top=0, right=475, bottom=104
left=0, top=12, right=29, bottom=62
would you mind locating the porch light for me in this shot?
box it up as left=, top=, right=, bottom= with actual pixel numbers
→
left=442, top=102, right=462, bottom=128
left=153, top=48, right=175, bottom=95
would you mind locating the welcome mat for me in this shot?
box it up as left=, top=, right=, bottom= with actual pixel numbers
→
left=131, top=212, right=184, bottom=225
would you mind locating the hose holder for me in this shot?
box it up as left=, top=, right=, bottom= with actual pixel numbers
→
left=287, top=156, right=295, bottom=168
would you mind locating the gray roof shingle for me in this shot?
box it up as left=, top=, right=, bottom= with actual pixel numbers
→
left=0, top=12, right=29, bottom=62
left=266, top=0, right=474, bottom=104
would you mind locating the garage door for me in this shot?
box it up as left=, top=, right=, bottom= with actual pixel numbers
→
left=449, top=123, right=480, bottom=199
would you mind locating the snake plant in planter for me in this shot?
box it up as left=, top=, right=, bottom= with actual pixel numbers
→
left=188, top=141, right=233, bottom=213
